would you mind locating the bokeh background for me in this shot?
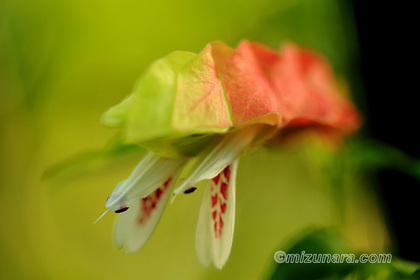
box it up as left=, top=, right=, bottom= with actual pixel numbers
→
left=1, top=0, right=418, bottom=279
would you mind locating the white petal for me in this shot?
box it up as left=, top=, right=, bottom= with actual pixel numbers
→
left=173, top=128, right=255, bottom=195
left=106, top=152, right=185, bottom=212
left=113, top=176, right=174, bottom=253
left=113, top=200, right=139, bottom=249
left=195, top=184, right=212, bottom=268
left=196, top=160, right=237, bottom=269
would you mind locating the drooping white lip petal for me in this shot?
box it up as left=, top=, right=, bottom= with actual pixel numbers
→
left=114, top=176, right=174, bottom=253
left=173, top=127, right=257, bottom=196
left=113, top=200, right=138, bottom=250
left=106, top=152, right=185, bottom=212
left=196, top=160, right=237, bottom=269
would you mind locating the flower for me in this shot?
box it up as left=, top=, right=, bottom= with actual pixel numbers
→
left=99, top=40, right=360, bottom=269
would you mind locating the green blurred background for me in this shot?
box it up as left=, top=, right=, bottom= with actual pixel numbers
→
left=0, top=0, right=396, bottom=279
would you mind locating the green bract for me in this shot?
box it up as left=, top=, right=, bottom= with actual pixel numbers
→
left=102, top=47, right=235, bottom=157
left=102, top=40, right=361, bottom=157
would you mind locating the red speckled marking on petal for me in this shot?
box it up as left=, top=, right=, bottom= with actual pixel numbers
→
left=220, top=182, right=228, bottom=200
left=223, top=166, right=231, bottom=182
left=138, top=177, right=172, bottom=225
left=211, top=195, right=218, bottom=207
left=210, top=165, right=232, bottom=239
left=212, top=176, right=219, bottom=185
left=155, top=188, right=163, bottom=199
left=220, top=203, right=227, bottom=214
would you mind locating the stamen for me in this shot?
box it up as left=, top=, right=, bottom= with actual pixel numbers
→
left=93, top=209, right=109, bottom=224
left=184, top=187, right=197, bottom=194
left=115, top=206, right=129, bottom=213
